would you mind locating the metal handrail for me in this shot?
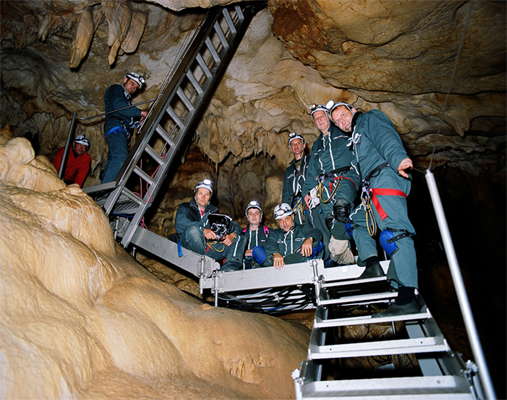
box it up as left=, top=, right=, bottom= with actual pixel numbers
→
left=58, top=112, right=77, bottom=179
left=425, top=169, right=496, bottom=399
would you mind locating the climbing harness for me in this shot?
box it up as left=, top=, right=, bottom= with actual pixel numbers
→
left=316, top=167, right=354, bottom=204
left=358, top=162, right=390, bottom=236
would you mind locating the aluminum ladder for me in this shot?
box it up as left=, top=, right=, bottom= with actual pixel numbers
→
left=86, top=3, right=261, bottom=248
left=292, top=275, right=484, bottom=399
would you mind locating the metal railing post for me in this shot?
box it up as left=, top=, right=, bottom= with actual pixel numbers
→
left=58, top=112, right=77, bottom=179
left=425, top=169, right=496, bottom=399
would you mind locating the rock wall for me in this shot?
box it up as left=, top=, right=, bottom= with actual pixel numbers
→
left=0, top=134, right=308, bottom=399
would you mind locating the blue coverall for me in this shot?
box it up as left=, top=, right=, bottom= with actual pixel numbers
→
left=349, top=110, right=418, bottom=289
left=282, top=154, right=310, bottom=226
left=259, top=224, right=323, bottom=267
left=102, top=84, right=143, bottom=183
left=175, top=199, right=241, bottom=269
left=303, top=124, right=361, bottom=254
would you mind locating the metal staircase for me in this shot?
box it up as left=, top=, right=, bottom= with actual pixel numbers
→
left=85, top=3, right=261, bottom=248
left=293, top=277, right=482, bottom=399
left=198, top=257, right=485, bottom=399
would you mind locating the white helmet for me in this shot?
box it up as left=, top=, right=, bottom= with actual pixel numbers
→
left=288, top=131, right=305, bottom=145
left=74, top=135, right=90, bottom=147
left=125, top=72, right=145, bottom=88
left=309, top=104, right=328, bottom=116
left=273, top=203, right=293, bottom=220
left=245, top=200, right=262, bottom=216
left=326, top=100, right=354, bottom=114
left=194, top=178, right=213, bottom=194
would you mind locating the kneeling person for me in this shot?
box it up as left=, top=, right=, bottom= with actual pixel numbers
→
left=255, top=203, right=323, bottom=268
left=175, top=179, right=241, bottom=270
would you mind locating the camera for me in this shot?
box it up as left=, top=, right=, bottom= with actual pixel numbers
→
left=207, top=213, right=233, bottom=241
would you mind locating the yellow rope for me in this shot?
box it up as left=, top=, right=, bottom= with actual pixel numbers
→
left=207, top=241, right=226, bottom=253
left=317, top=179, right=341, bottom=204
left=364, top=200, right=377, bottom=237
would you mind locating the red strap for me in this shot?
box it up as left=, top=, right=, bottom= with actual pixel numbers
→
left=328, top=175, right=356, bottom=191
left=370, top=188, right=407, bottom=220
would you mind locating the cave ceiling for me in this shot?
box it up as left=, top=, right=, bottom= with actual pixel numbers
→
left=0, top=0, right=505, bottom=178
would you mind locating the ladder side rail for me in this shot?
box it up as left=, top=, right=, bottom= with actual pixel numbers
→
left=119, top=5, right=259, bottom=247
left=108, top=8, right=223, bottom=193
left=103, top=9, right=224, bottom=216
left=59, top=112, right=77, bottom=179
left=426, top=169, right=496, bottom=400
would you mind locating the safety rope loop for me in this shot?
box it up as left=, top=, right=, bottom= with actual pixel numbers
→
left=359, top=182, right=377, bottom=237
left=317, top=178, right=339, bottom=204
left=207, top=241, right=226, bottom=253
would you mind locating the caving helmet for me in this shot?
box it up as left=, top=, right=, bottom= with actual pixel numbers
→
left=326, top=100, right=354, bottom=114
left=125, top=72, right=145, bottom=88
left=309, top=104, right=328, bottom=116
left=74, top=135, right=90, bottom=148
left=245, top=200, right=263, bottom=216
left=194, top=178, right=213, bottom=194
left=273, top=203, right=293, bottom=220
left=288, top=131, right=305, bottom=145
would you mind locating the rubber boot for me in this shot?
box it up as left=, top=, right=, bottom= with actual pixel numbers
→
left=373, top=286, right=420, bottom=317
left=357, top=256, right=385, bottom=279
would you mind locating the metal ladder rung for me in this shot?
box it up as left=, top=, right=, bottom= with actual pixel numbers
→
left=213, top=21, right=230, bottom=50
left=235, top=5, right=245, bottom=22
left=165, top=106, right=185, bottom=129
left=309, top=336, right=449, bottom=359
left=204, top=37, right=221, bottom=63
left=133, top=166, right=154, bottom=186
left=196, top=53, right=213, bottom=79
left=314, top=309, right=431, bottom=328
left=222, top=8, right=237, bottom=34
left=301, top=376, right=474, bottom=399
left=144, top=145, right=165, bottom=166
left=318, top=291, right=397, bottom=306
left=322, top=276, right=387, bottom=288
left=121, top=187, right=143, bottom=206
left=176, top=87, right=195, bottom=112
left=155, top=125, right=175, bottom=147
left=185, top=70, right=204, bottom=95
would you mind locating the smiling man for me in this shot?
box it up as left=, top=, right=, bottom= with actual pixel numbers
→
left=253, top=203, right=323, bottom=269
left=302, top=104, right=359, bottom=265
left=329, top=101, right=419, bottom=316
left=175, top=179, right=241, bottom=270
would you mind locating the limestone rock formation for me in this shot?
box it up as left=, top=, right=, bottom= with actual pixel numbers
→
left=0, top=136, right=308, bottom=399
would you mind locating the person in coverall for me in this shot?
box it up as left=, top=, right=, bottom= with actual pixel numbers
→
left=282, top=132, right=310, bottom=226
left=228, top=200, right=270, bottom=270
left=329, top=101, right=419, bottom=316
left=52, top=135, right=92, bottom=188
left=302, top=104, right=359, bottom=265
left=175, top=178, right=241, bottom=271
left=253, top=203, right=323, bottom=268
left=102, top=72, right=148, bottom=183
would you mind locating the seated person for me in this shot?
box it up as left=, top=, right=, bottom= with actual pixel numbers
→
left=236, top=200, right=270, bottom=269
left=52, top=135, right=92, bottom=188
left=175, top=178, right=241, bottom=270
left=253, top=203, right=323, bottom=269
